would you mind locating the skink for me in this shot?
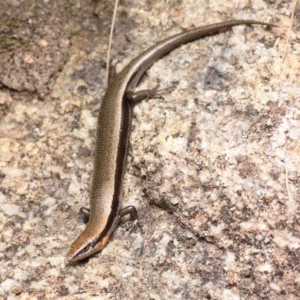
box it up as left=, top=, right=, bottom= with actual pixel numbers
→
left=67, top=19, right=271, bottom=262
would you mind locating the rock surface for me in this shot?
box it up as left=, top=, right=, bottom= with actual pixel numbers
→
left=1, top=1, right=299, bottom=299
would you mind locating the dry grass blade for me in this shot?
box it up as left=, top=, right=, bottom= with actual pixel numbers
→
left=106, top=0, right=119, bottom=88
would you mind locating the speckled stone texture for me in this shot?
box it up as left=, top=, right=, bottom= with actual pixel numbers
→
left=1, top=0, right=299, bottom=299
